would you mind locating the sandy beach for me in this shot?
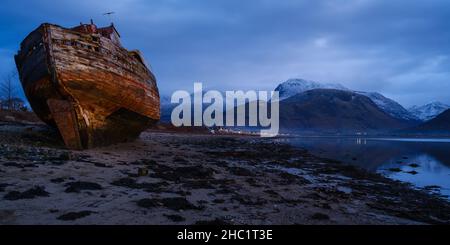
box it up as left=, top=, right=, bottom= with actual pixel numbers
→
left=0, top=122, right=449, bottom=225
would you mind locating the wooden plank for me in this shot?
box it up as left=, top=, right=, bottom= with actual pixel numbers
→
left=47, top=99, right=83, bottom=150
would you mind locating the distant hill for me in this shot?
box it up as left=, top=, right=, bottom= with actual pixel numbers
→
left=160, top=88, right=416, bottom=134
left=279, top=89, right=413, bottom=133
left=405, top=109, right=450, bottom=135
left=353, top=91, right=419, bottom=121
left=408, top=101, right=449, bottom=121
left=275, top=78, right=348, bottom=100
left=160, top=82, right=421, bottom=134
left=274, top=78, right=418, bottom=122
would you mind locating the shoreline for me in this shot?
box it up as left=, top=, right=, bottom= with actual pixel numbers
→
left=277, top=133, right=450, bottom=140
left=0, top=123, right=449, bottom=224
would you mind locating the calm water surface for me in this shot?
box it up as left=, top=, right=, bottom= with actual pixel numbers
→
left=278, top=137, right=450, bottom=198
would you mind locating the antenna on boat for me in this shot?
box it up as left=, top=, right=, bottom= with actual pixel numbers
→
left=103, top=12, right=115, bottom=25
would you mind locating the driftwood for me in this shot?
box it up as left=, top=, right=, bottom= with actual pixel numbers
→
left=15, top=22, right=160, bottom=149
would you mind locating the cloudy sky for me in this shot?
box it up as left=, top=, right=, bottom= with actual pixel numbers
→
left=1, top=0, right=449, bottom=107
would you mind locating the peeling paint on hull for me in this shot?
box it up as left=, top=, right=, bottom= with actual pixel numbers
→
left=15, top=22, right=160, bottom=150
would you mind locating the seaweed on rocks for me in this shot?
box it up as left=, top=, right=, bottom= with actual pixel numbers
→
left=4, top=186, right=49, bottom=200
left=64, top=182, right=103, bottom=193
left=137, top=197, right=203, bottom=211
left=57, top=211, right=93, bottom=221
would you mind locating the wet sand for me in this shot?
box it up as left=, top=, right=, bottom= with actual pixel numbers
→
left=0, top=123, right=449, bottom=225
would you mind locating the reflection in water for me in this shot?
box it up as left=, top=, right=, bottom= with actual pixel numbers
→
left=282, top=137, right=450, bottom=198
left=356, top=138, right=367, bottom=145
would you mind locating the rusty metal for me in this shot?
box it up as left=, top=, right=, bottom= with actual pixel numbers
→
left=14, top=22, right=160, bottom=150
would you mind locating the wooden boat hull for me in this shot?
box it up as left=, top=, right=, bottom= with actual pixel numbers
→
left=15, top=23, right=160, bottom=149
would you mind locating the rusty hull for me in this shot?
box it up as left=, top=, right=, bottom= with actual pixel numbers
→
left=15, top=23, right=160, bottom=149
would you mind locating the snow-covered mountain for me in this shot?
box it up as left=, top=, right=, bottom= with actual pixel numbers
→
left=354, top=91, right=419, bottom=121
left=408, top=101, right=450, bottom=121
left=279, top=89, right=412, bottom=132
left=274, top=78, right=418, bottom=122
left=275, top=79, right=349, bottom=100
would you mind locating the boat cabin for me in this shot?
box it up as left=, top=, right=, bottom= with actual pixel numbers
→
left=71, top=20, right=121, bottom=46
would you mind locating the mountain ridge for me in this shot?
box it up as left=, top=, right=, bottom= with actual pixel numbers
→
left=404, top=109, right=450, bottom=135
left=275, top=78, right=418, bottom=122
left=279, top=89, right=412, bottom=133
left=408, top=101, right=449, bottom=121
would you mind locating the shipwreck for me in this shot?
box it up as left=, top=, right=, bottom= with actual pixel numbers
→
left=15, top=21, right=160, bottom=149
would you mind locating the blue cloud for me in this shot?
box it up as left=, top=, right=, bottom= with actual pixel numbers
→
left=1, top=0, right=449, bottom=106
